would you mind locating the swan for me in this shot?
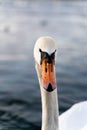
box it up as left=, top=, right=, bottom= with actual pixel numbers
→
left=34, top=36, right=87, bottom=130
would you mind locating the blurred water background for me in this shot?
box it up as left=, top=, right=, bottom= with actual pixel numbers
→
left=0, top=0, right=87, bottom=130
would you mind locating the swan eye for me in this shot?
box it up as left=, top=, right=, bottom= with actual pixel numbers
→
left=51, top=51, right=56, bottom=60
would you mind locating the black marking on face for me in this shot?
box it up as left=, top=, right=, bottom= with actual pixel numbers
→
left=39, top=49, right=56, bottom=64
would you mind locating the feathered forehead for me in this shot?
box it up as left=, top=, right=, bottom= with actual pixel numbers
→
left=34, top=36, right=56, bottom=64
left=35, top=36, right=56, bottom=54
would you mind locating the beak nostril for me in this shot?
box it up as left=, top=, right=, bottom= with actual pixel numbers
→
left=45, top=67, right=47, bottom=72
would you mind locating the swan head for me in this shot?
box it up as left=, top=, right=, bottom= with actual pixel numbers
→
left=34, top=36, right=57, bottom=92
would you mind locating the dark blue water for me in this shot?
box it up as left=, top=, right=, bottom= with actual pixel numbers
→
left=0, top=1, right=87, bottom=129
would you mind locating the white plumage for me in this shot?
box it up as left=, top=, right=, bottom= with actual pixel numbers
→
left=59, top=101, right=87, bottom=130
left=34, top=36, right=87, bottom=130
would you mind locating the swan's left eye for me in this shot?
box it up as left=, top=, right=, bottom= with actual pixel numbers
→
left=51, top=51, right=56, bottom=60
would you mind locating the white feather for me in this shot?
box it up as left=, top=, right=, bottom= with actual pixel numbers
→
left=59, top=101, right=87, bottom=130
left=34, top=36, right=87, bottom=130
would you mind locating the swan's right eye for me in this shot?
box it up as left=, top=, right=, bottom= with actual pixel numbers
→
left=39, top=49, right=47, bottom=65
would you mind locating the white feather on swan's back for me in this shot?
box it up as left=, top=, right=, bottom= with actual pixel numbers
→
left=59, top=101, right=87, bottom=130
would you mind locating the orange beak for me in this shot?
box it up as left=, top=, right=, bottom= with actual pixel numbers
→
left=41, top=59, right=56, bottom=92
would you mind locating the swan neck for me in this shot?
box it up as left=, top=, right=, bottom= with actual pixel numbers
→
left=35, top=63, right=59, bottom=130
left=41, top=88, right=59, bottom=130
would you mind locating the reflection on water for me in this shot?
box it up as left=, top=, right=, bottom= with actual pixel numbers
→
left=0, top=1, right=87, bottom=130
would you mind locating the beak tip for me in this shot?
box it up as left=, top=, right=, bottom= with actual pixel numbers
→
left=46, top=83, right=54, bottom=92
